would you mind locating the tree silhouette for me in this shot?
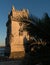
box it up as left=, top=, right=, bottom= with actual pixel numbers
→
left=22, top=13, right=50, bottom=65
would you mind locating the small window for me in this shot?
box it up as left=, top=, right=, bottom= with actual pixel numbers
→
left=19, top=29, right=23, bottom=36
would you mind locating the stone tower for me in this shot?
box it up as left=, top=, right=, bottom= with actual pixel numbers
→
left=5, top=6, right=30, bottom=58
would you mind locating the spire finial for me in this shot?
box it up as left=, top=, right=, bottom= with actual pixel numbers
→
left=12, top=5, right=15, bottom=10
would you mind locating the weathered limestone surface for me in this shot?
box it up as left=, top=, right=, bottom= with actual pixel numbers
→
left=5, top=6, right=29, bottom=58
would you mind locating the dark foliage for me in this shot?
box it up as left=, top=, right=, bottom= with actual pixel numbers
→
left=23, top=13, right=50, bottom=65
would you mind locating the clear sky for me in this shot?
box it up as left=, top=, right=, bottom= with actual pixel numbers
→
left=0, top=0, right=50, bottom=46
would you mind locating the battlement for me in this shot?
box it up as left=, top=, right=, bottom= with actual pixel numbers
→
left=9, top=6, right=29, bottom=21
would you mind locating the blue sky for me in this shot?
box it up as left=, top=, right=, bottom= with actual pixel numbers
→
left=0, top=0, right=50, bottom=46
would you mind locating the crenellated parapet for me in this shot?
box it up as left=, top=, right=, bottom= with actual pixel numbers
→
left=8, top=6, right=29, bottom=22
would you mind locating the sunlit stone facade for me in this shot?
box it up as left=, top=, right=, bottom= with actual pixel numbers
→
left=5, top=6, right=30, bottom=58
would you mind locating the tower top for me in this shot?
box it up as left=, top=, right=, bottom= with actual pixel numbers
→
left=8, top=6, right=29, bottom=20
